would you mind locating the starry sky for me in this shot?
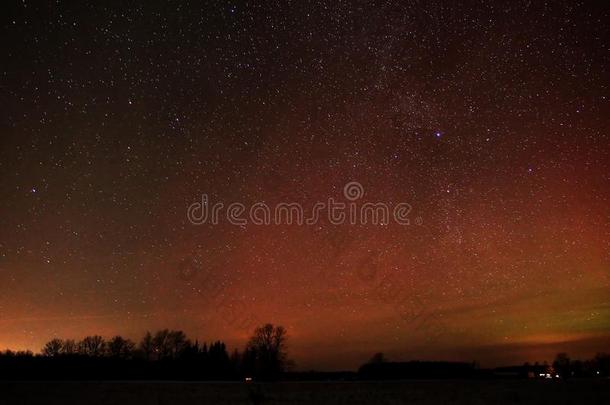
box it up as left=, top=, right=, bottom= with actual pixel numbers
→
left=1, top=1, right=609, bottom=370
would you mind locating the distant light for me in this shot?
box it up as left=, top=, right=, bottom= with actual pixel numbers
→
left=31, top=188, right=37, bottom=193
left=435, top=132, right=442, bottom=138
left=245, top=377, right=253, bottom=382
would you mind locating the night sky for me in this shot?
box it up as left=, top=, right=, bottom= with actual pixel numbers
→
left=1, top=1, right=609, bottom=370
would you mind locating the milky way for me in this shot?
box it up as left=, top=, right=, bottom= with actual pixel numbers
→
left=1, top=1, right=609, bottom=369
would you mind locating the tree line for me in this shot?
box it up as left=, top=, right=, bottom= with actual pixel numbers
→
left=0, top=323, right=289, bottom=381
left=551, top=352, right=610, bottom=379
left=3, top=329, right=608, bottom=381
left=358, top=351, right=610, bottom=380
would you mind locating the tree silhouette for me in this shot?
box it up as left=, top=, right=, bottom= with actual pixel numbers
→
left=369, top=352, right=387, bottom=364
left=152, top=329, right=171, bottom=360
left=139, top=331, right=154, bottom=361
left=595, top=353, right=610, bottom=376
left=41, top=338, right=63, bottom=357
left=62, top=339, right=78, bottom=355
left=554, top=352, right=571, bottom=378
left=167, top=330, right=190, bottom=359
left=4, top=327, right=286, bottom=380
left=149, top=329, right=191, bottom=360
left=107, top=336, right=135, bottom=359
left=79, top=335, right=105, bottom=357
left=4, top=330, right=610, bottom=382
left=245, top=323, right=289, bottom=379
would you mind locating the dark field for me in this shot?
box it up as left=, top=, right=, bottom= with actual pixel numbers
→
left=1, top=380, right=609, bottom=405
